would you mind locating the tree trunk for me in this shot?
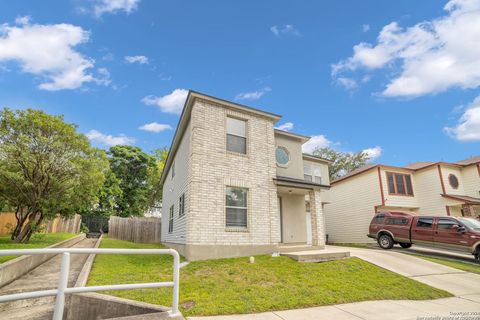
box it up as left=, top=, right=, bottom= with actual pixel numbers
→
left=12, top=211, right=43, bottom=243
left=25, top=214, right=44, bottom=242
left=11, top=206, right=28, bottom=240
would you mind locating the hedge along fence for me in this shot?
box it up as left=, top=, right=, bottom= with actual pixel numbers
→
left=0, top=212, right=82, bottom=235
left=108, top=216, right=161, bottom=243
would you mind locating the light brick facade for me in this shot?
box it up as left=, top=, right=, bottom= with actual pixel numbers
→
left=161, top=91, right=331, bottom=260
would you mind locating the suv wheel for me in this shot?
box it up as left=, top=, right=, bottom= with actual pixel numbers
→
left=378, top=234, right=394, bottom=249
left=474, top=248, right=480, bottom=264
left=399, top=243, right=412, bottom=249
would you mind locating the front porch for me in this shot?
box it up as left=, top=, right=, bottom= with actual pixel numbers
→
left=274, top=176, right=330, bottom=248
left=442, top=194, right=480, bottom=218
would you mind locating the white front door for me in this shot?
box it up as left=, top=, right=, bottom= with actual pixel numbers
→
left=306, top=212, right=312, bottom=245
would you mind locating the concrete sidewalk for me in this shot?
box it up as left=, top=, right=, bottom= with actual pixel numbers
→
left=188, top=296, right=480, bottom=320
left=188, top=246, right=480, bottom=320
left=0, top=237, right=98, bottom=320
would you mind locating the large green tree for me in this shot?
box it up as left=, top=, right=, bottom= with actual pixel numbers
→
left=312, top=147, right=370, bottom=181
left=0, top=108, right=108, bottom=242
left=146, top=147, right=168, bottom=210
left=107, top=145, right=156, bottom=217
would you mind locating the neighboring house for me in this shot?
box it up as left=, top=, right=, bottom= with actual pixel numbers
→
left=160, top=91, right=331, bottom=260
left=324, top=157, right=480, bottom=243
left=145, top=204, right=162, bottom=218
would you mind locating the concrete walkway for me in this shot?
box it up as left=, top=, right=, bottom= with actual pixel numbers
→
left=0, top=237, right=97, bottom=320
left=188, top=246, right=480, bottom=320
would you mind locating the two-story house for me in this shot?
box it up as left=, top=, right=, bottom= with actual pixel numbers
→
left=324, top=158, right=480, bottom=243
left=160, top=91, right=331, bottom=260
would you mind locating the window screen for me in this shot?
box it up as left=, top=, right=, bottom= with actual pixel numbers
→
left=226, top=117, right=246, bottom=154
left=226, top=187, right=248, bottom=228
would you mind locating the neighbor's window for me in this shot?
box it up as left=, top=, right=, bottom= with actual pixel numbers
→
left=386, top=172, right=413, bottom=196
left=448, top=174, right=459, bottom=189
left=226, top=187, right=248, bottom=228
left=304, top=163, right=322, bottom=184
left=226, top=117, right=247, bottom=154
left=416, top=217, right=433, bottom=228
left=179, top=193, right=185, bottom=217
left=276, top=147, right=290, bottom=166
left=168, top=205, right=174, bottom=233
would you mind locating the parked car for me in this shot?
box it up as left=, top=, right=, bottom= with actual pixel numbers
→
left=368, top=211, right=480, bottom=262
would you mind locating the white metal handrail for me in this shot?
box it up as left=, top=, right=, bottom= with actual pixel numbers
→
left=0, top=248, right=181, bottom=319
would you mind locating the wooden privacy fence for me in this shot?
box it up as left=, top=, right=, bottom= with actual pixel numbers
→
left=0, top=212, right=82, bottom=235
left=108, top=216, right=161, bottom=243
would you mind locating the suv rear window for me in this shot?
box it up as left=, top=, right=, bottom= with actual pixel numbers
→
left=373, top=214, right=385, bottom=223
left=385, top=217, right=409, bottom=225
left=416, top=217, right=433, bottom=228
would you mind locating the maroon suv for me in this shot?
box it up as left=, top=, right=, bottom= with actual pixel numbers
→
left=368, top=211, right=480, bottom=262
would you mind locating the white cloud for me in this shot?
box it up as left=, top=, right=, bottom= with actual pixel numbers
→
left=139, top=122, right=172, bottom=133
left=270, top=25, right=301, bottom=37
left=336, top=77, right=358, bottom=90
left=362, top=146, right=383, bottom=162
left=124, top=55, right=148, bottom=64
left=158, top=72, right=172, bottom=81
left=302, top=135, right=332, bottom=153
left=362, top=24, right=370, bottom=32
left=93, top=0, right=140, bottom=17
left=276, top=122, right=294, bottom=131
left=332, top=0, right=480, bottom=97
left=141, top=88, right=188, bottom=114
left=86, top=130, right=135, bottom=146
left=444, top=96, right=480, bottom=141
left=15, top=16, right=31, bottom=26
left=235, top=87, right=271, bottom=101
left=0, top=20, right=107, bottom=91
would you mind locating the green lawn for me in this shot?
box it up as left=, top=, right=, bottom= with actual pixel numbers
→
left=407, top=253, right=480, bottom=275
left=0, top=233, right=77, bottom=263
left=88, top=237, right=451, bottom=317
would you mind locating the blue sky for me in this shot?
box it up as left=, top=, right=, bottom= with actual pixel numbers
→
left=0, top=0, right=479, bottom=166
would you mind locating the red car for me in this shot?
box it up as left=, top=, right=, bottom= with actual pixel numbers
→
left=368, top=211, right=480, bottom=262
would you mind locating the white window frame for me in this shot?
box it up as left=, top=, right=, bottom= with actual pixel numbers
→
left=226, top=117, right=247, bottom=155
left=225, top=187, right=248, bottom=229
left=304, top=163, right=321, bottom=183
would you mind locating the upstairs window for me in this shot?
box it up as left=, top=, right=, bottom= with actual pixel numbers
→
left=226, top=117, right=247, bottom=154
left=226, top=187, right=248, bottom=228
left=448, top=174, right=459, bottom=189
left=386, top=172, right=413, bottom=196
left=276, top=147, right=290, bottom=166
left=304, top=163, right=322, bottom=184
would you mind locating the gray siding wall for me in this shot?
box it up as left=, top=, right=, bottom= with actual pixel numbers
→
left=161, top=122, right=191, bottom=244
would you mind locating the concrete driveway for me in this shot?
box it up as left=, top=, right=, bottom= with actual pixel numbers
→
left=325, top=245, right=480, bottom=297
left=188, top=246, right=480, bottom=320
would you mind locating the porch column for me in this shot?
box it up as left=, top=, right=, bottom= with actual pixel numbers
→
left=309, top=189, right=326, bottom=247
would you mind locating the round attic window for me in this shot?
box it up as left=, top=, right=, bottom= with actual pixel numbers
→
left=276, top=147, right=290, bottom=166
left=448, top=174, right=459, bottom=189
